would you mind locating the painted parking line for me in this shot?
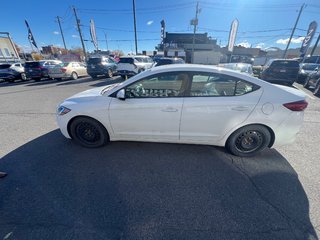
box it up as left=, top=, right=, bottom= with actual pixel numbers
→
left=294, top=84, right=316, bottom=100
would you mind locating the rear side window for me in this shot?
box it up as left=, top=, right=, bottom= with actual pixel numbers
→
left=25, top=62, right=40, bottom=67
left=190, top=72, right=259, bottom=97
left=119, top=58, right=134, bottom=64
left=271, top=61, right=299, bottom=68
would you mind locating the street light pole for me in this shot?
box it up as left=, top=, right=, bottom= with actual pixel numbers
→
left=133, top=0, right=138, bottom=55
left=191, top=2, right=199, bottom=63
left=73, top=6, right=87, bottom=60
left=57, top=16, right=67, bottom=50
left=283, top=3, right=305, bottom=59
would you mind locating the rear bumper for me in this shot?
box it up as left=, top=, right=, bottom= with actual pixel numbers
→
left=49, top=73, right=69, bottom=79
left=118, top=70, right=136, bottom=76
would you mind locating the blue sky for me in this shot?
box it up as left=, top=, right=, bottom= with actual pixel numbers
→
left=0, top=0, right=319, bottom=54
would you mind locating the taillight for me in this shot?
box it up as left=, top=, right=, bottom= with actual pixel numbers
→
left=61, top=68, right=67, bottom=73
left=283, top=100, right=308, bottom=111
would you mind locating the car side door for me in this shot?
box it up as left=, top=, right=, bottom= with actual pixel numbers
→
left=179, top=71, right=263, bottom=144
left=108, top=72, right=188, bottom=141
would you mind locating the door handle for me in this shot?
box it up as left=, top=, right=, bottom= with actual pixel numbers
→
left=161, top=107, right=178, bottom=112
left=231, top=106, right=249, bottom=111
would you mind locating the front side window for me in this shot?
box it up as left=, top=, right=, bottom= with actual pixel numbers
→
left=189, top=72, right=258, bottom=97
left=124, top=72, right=188, bottom=98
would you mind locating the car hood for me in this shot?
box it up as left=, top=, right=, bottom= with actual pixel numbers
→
left=66, top=83, right=120, bottom=102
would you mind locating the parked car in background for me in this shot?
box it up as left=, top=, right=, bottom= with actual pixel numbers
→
left=303, top=68, right=320, bottom=96
left=117, top=56, right=153, bottom=78
left=48, top=62, right=88, bottom=80
left=260, top=59, right=300, bottom=86
left=297, top=63, right=320, bottom=84
left=56, top=64, right=308, bottom=157
left=303, top=55, right=320, bottom=64
left=153, top=57, right=185, bottom=67
left=86, top=56, right=117, bottom=79
left=252, top=65, right=263, bottom=78
left=218, top=63, right=253, bottom=76
left=25, top=60, right=62, bottom=81
left=0, top=63, right=26, bottom=83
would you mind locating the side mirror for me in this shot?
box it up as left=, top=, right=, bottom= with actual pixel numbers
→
left=116, top=89, right=125, bottom=100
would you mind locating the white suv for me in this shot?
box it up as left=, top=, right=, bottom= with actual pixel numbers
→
left=117, top=56, right=153, bottom=78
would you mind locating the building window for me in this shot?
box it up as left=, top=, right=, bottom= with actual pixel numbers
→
left=4, top=48, right=11, bottom=57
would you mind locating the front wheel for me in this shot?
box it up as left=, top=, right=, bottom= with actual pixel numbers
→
left=69, top=117, right=109, bottom=148
left=226, top=125, right=271, bottom=157
left=106, top=69, right=113, bottom=78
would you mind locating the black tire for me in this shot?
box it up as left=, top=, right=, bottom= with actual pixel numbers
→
left=34, top=77, right=41, bottom=82
left=90, top=75, right=97, bottom=79
left=55, top=78, right=62, bottom=81
left=69, top=117, right=109, bottom=148
left=313, top=81, right=320, bottom=96
left=20, top=73, right=27, bottom=81
left=71, top=72, right=78, bottom=80
left=303, top=77, right=310, bottom=88
left=226, top=125, right=271, bottom=157
left=106, top=69, right=113, bottom=78
left=8, top=79, right=14, bottom=83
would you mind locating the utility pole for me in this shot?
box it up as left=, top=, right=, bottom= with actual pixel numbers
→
left=283, top=3, right=305, bottom=59
left=310, top=33, right=320, bottom=57
left=56, top=16, right=67, bottom=50
left=104, top=32, right=109, bottom=50
left=73, top=6, right=87, bottom=60
left=191, top=2, right=200, bottom=63
left=133, top=0, right=138, bottom=55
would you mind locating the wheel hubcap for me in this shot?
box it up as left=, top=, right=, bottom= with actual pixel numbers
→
left=235, top=130, right=263, bottom=153
left=76, top=122, right=100, bottom=144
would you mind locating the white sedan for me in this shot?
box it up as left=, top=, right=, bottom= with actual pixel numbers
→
left=56, top=64, right=308, bottom=157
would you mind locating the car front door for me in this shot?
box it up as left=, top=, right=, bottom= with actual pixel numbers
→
left=179, top=72, right=263, bottom=143
left=108, top=72, right=188, bottom=141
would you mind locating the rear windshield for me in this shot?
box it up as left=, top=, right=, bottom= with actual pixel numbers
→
left=271, top=61, right=299, bottom=68
left=0, top=64, right=11, bottom=69
left=25, top=62, right=40, bottom=67
left=119, top=58, right=134, bottom=64
left=156, top=59, right=173, bottom=66
left=87, top=58, right=102, bottom=64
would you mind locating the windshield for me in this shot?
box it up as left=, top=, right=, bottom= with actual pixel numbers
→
left=25, top=62, right=40, bottom=67
left=302, top=64, right=319, bottom=71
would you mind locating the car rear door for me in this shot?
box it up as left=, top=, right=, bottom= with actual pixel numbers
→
left=180, top=72, right=263, bottom=143
left=109, top=72, right=187, bottom=141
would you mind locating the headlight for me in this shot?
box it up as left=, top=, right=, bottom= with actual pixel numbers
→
left=300, top=69, right=305, bottom=74
left=57, top=106, right=71, bottom=116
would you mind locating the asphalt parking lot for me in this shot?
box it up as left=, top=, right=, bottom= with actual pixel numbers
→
left=0, top=77, right=319, bottom=240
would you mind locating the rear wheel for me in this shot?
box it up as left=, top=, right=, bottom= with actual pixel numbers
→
left=313, top=81, right=320, bottom=96
left=303, top=77, right=310, bottom=88
left=20, top=73, right=27, bottom=81
left=71, top=72, right=78, bottom=80
left=69, top=117, right=109, bottom=148
left=226, top=125, right=271, bottom=157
